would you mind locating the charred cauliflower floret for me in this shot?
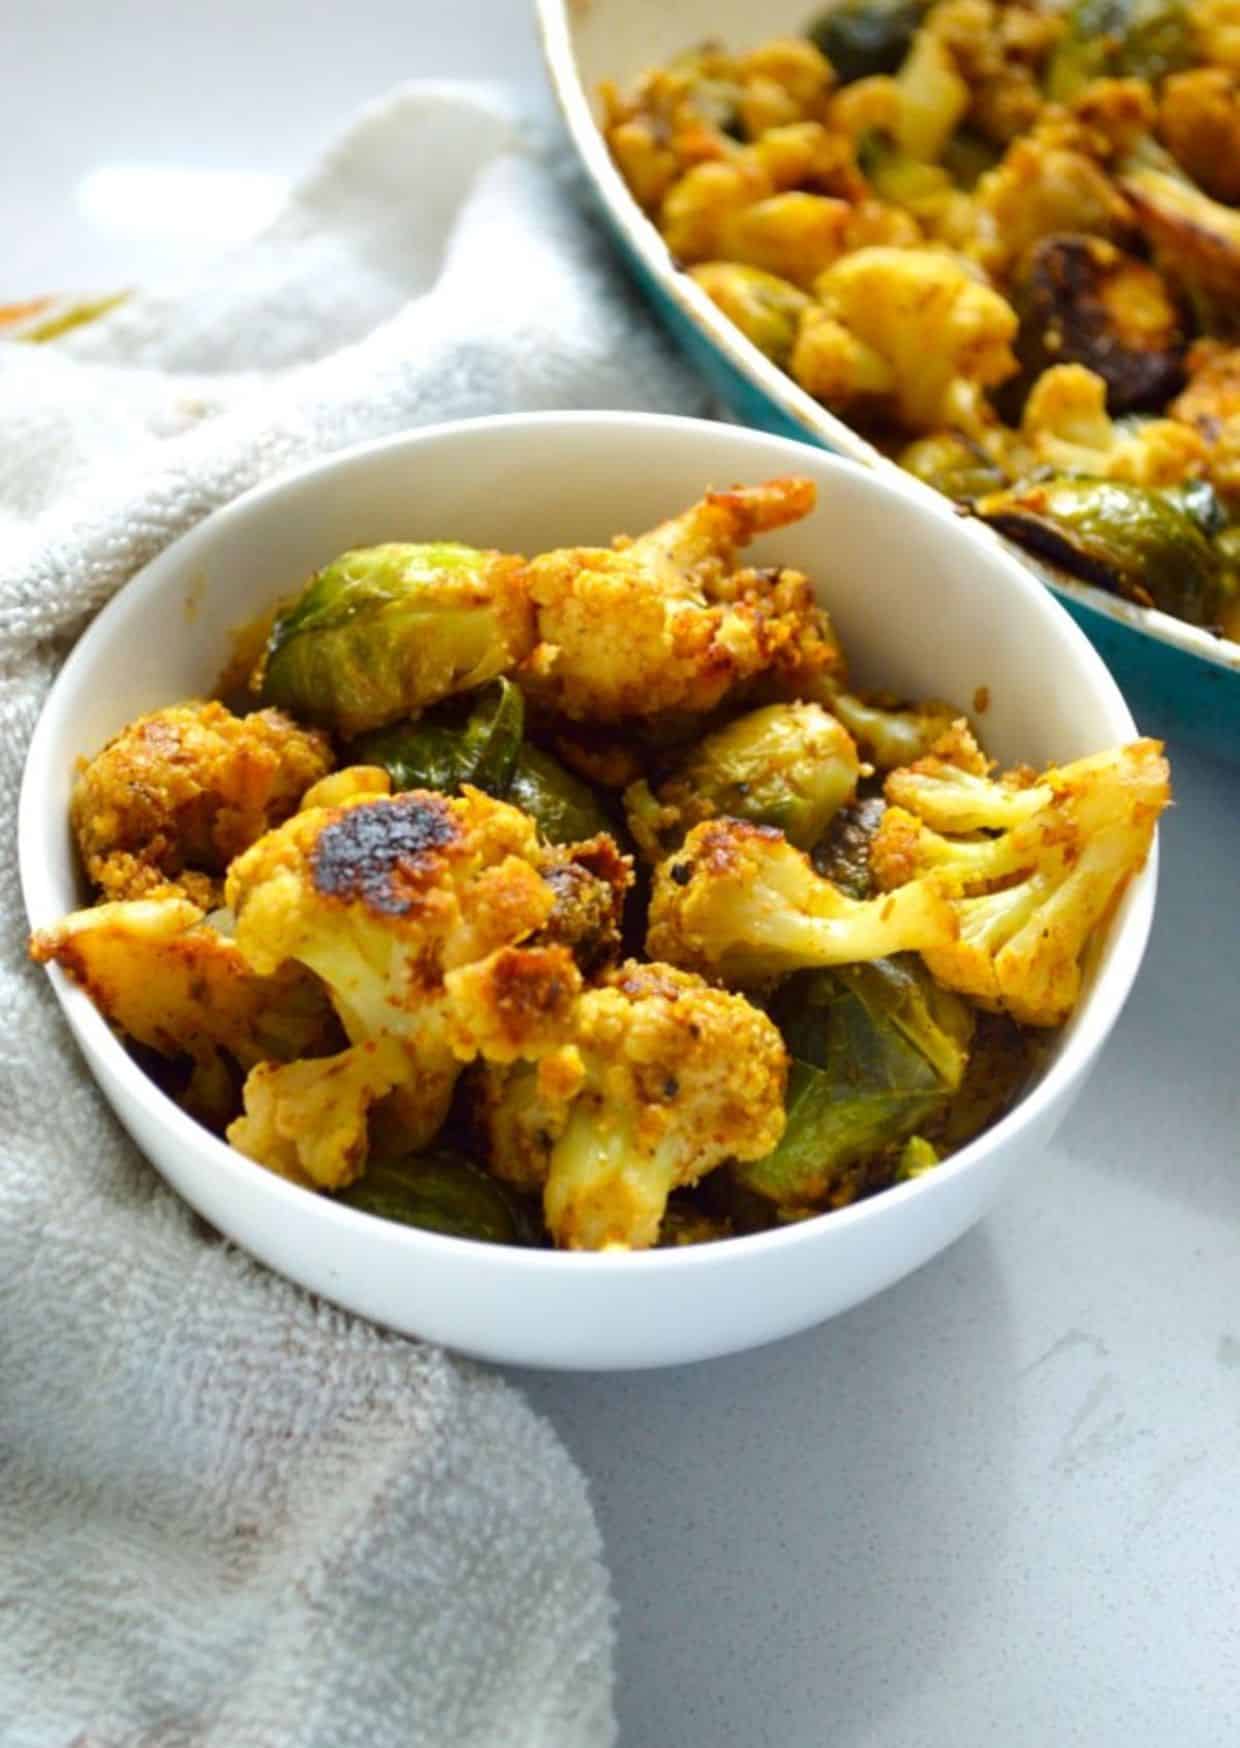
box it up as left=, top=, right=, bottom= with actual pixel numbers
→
left=871, top=729, right=1170, bottom=1025
left=790, top=247, right=1019, bottom=433
left=71, top=700, right=333, bottom=907
left=481, top=961, right=787, bottom=1250
left=521, top=478, right=840, bottom=722
left=530, top=834, right=634, bottom=976
left=29, top=896, right=338, bottom=1128
left=1020, top=363, right=1207, bottom=485
left=223, top=788, right=584, bottom=1186
left=646, top=817, right=955, bottom=985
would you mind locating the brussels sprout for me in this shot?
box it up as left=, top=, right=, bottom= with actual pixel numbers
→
left=934, top=1011, right=1038, bottom=1149
left=976, top=477, right=1224, bottom=625
left=1009, top=235, right=1187, bottom=417
left=808, top=0, right=921, bottom=85
left=624, top=702, right=859, bottom=862
left=261, top=543, right=533, bottom=736
left=353, top=677, right=525, bottom=797
left=1121, top=169, right=1240, bottom=339
left=900, top=432, right=1009, bottom=504
left=735, top=957, right=973, bottom=1204
left=1165, top=478, right=1229, bottom=538
left=689, top=263, right=813, bottom=368
left=812, top=793, right=887, bottom=899
left=507, top=744, right=616, bottom=846
left=1046, top=0, right=1194, bottom=101
left=337, top=1149, right=523, bottom=1244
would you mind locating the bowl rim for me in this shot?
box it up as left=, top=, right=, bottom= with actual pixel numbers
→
left=20, top=408, right=1158, bottom=1278
left=533, top=0, right=1240, bottom=680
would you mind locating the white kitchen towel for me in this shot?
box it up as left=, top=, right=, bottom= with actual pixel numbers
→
left=0, top=84, right=711, bottom=1747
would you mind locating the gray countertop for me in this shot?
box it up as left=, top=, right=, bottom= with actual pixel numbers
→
left=13, top=2, right=1239, bottom=1739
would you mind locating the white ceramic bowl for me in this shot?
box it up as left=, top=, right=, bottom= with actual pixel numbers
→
left=536, top=0, right=1240, bottom=751
left=21, top=412, right=1156, bottom=1370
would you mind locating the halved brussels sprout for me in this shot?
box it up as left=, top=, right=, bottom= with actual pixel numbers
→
left=337, top=1149, right=523, bottom=1244
left=1010, top=234, right=1187, bottom=416
left=260, top=542, right=534, bottom=736
left=899, top=432, right=1009, bottom=503
left=807, top=0, right=921, bottom=85
left=623, top=702, right=859, bottom=861
left=689, top=263, right=813, bottom=368
left=735, top=957, right=974, bottom=1204
left=976, top=477, right=1224, bottom=624
left=353, top=677, right=524, bottom=797
left=1047, top=0, right=1194, bottom=101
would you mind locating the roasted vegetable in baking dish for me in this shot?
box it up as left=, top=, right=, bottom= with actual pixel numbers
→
left=603, top=2, right=1240, bottom=633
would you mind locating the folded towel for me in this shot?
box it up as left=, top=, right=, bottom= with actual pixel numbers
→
left=0, top=83, right=710, bottom=1747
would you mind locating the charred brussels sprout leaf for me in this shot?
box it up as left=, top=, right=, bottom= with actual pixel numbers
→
left=977, top=477, right=1224, bottom=625
left=338, top=1149, right=523, bottom=1244
left=261, top=542, right=531, bottom=736
left=813, top=794, right=888, bottom=900
left=808, top=0, right=921, bottom=85
left=689, top=263, right=813, bottom=368
left=933, top=1012, right=1038, bottom=1150
left=735, top=958, right=974, bottom=1203
left=353, top=678, right=524, bottom=797
left=1164, top=478, right=1229, bottom=538
left=507, top=744, right=617, bottom=846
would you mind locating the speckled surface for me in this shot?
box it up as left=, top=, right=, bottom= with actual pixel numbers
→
left=15, top=4, right=1240, bottom=1740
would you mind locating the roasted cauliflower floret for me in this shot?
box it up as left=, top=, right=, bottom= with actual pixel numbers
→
left=28, top=895, right=337, bottom=1069
left=1194, top=0, right=1240, bottom=73
left=1020, top=363, right=1207, bottom=485
left=927, top=0, right=1063, bottom=146
left=646, top=817, right=955, bottom=985
left=531, top=834, right=634, bottom=976
left=1159, top=67, right=1240, bottom=204
left=521, top=478, right=841, bottom=722
left=973, top=117, right=1135, bottom=280
left=1171, top=340, right=1240, bottom=505
left=790, top=247, right=1019, bottom=433
left=658, top=122, right=864, bottom=277
left=71, top=700, right=333, bottom=906
left=223, top=788, right=584, bottom=1185
left=481, top=961, right=787, bottom=1250
left=871, top=730, right=1170, bottom=1025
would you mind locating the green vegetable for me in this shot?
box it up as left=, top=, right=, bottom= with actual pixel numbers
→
left=900, top=432, right=1009, bottom=503
left=261, top=542, right=529, bottom=736
left=1046, top=0, right=1194, bottom=100
left=934, top=1011, right=1037, bottom=1149
left=354, top=677, right=525, bottom=796
left=735, top=958, right=973, bottom=1203
left=507, top=745, right=616, bottom=845
left=625, top=702, right=859, bottom=861
left=976, top=477, right=1224, bottom=625
left=356, top=679, right=614, bottom=846
left=941, top=130, right=1001, bottom=192
left=338, top=1150, right=523, bottom=1244
left=1164, top=478, right=1229, bottom=538
left=689, top=263, right=812, bottom=368
left=813, top=794, right=887, bottom=900
left=808, top=0, right=921, bottom=85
